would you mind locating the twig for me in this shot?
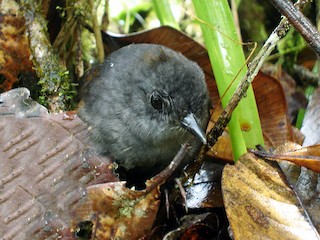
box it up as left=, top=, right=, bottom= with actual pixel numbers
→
left=20, top=0, right=75, bottom=112
left=164, top=188, right=170, bottom=219
left=175, top=178, right=188, bottom=213
left=230, top=0, right=242, bottom=42
left=145, top=143, right=190, bottom=193
left=269, top=0, right=320, bottom=57
left=293, top=64, right=320, bottom=87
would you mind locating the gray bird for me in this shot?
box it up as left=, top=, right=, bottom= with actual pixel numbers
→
left=79, top=44, right=211, bottom=182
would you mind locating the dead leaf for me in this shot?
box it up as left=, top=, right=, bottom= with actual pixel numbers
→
left=253, top=72, right=294, bottom=146
left=250, top=144, right=320, bottom=173
left=222, top=152, right=320, bottom=240
left=185, top=161, right=224, bottom=209
left=71, top=181, right=160, bottom=240
left=0, top=89, right=117, bottom=239
left=262, top=63, right=308, bottom=123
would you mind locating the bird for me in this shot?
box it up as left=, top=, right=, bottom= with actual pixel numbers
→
left=78, top=43, right=211, bottom=184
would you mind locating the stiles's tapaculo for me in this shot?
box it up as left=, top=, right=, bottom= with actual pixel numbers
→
left=79, top=44, right=211, bottom=180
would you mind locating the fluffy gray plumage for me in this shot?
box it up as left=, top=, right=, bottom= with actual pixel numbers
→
left=79, top=44, right=210, bottom=177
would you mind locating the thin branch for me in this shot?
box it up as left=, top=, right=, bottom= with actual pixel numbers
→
left=230, top=0, right=242, bottom=42
left=269, top=0, right=320, bottom=57
left=145, top=143, right=190, bottom=193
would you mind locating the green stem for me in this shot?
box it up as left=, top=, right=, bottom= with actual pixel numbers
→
left=152, top=0, right=179, bottom=29
left=192, top=0, right=264, bottom=160
left=89, top=0, right=104, bottom=63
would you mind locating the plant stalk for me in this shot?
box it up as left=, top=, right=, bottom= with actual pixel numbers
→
left=152, top=0, right=179, bottom=29
left=192, top=0, right=264, bottom=160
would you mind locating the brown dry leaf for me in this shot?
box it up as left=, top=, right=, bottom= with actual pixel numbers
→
left=0, top=89, right=118, bottom=239
left=71, top=181, right=160, bottom=240
left=253, top=72, right=293, bottom=146
left=262, top=63, right=308, bottom=123
left=251, top=144, right=320, bottom=173
left=222, top=152, right=320, bottom=239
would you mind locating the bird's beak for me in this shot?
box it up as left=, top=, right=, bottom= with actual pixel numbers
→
left=181, top=112, right=207, bottom=145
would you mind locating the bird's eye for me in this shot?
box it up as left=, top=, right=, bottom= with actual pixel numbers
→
left=150, top=92, right=163, bottom=110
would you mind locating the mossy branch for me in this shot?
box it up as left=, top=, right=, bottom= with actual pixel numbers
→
left=20, top=0, right=76, bottom=112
